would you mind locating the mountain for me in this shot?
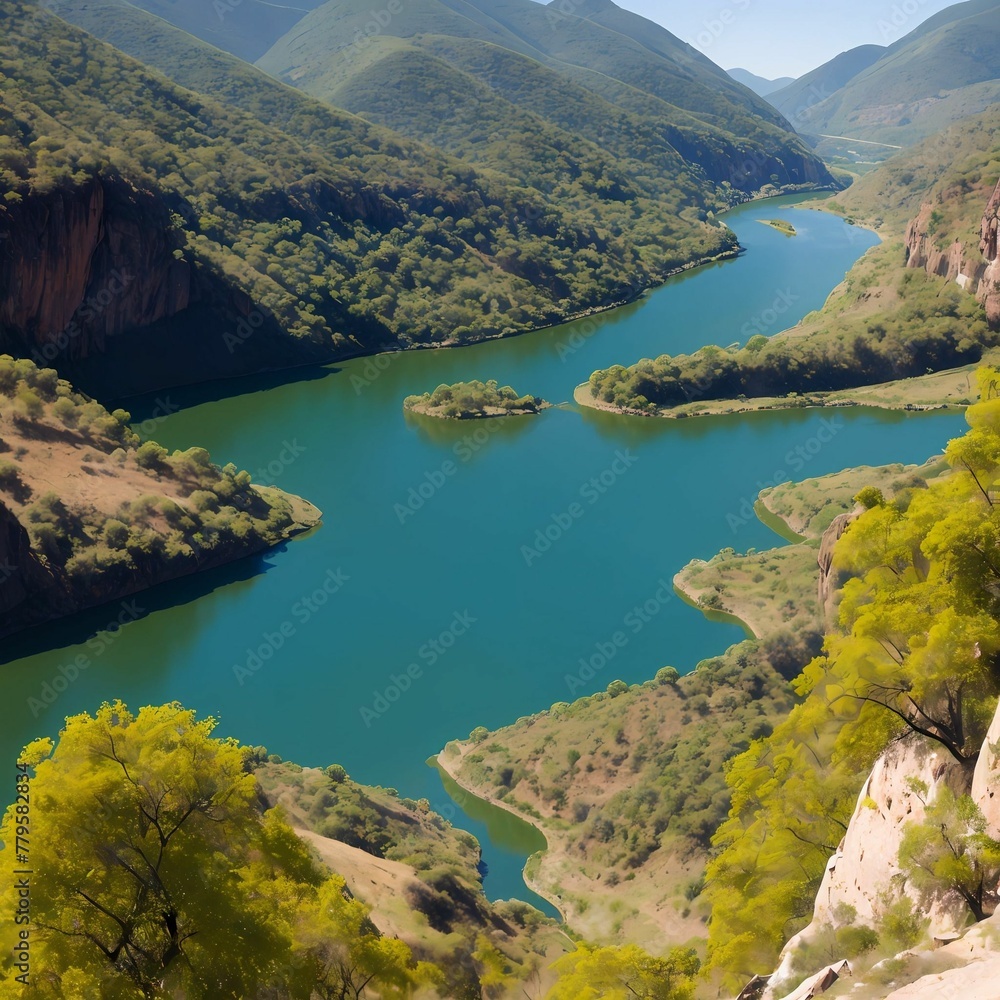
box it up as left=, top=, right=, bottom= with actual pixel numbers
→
left=2, top=0, right=768, bottom=399
left=125, top=0, right=327, bottom=61
left=777, top=0, right=1000, bottom=148
left=251, top=0, right=831, bottom=198
left=727, top=67, right=796, bottom=97
left=766, top=44, right=886, bottom=125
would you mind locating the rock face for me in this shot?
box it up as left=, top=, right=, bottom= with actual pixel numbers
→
left=972, top=699, right=1000, bottom=838
left=0, top=177, right=191, bottom=359
left=765, top=736, right=973, bottom=997
left=817, top=511, right=854, bottom=614
left=903, top=177, right=1000, bottom=327
left=766, top=697, right=1000, bottom=999
left=979, top=178, right=1000, bottom=327
left=0, top=499, right=51, bottom=619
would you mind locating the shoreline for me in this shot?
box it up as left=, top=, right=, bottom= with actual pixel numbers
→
left=434, top=747, right=567, bottom=923
left=671, top=578, right=759, bottom=640
left=115, top=187, right=839, bottom=408
left=573, top=381, right=963, bottom=422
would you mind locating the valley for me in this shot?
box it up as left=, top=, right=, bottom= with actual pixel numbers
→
left=4, top=1, right=1000, bottom=997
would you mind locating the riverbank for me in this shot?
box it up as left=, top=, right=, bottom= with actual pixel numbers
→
left=573, top=352, right=987, bottom=421
left=435, top=750, right=567, bottom=921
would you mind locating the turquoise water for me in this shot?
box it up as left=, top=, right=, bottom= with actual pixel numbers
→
left=0, top=197, right=969, bottom=914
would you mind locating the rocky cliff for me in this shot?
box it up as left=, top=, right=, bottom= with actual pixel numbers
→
left=903, top=177, right=1000, bottom=327
left=0, top=498, right=50, bottom=619
left=760, top=698, right=1000, bottom=1000
left=0, top=177, right=190, bottom=359
left=817, top=511, right=854, bottom=616
left=0, top=175, right=338, bottom=398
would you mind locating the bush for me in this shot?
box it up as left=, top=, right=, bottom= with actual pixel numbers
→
left=607, top=680, right=629, bottom=698
left=0, top=460, right=22, bottom=491
left=135, top=441, right=168, bottom=469
left=102, top=519, right=130, bottom=550
left=14, top=388, right=44, bottom=422
left=52, top=397, right=79, bottom=428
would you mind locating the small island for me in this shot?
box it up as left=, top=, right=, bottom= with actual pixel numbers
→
left=404, top=380, right=551, bottom=419
left=759, top=218, right=797, bottom=236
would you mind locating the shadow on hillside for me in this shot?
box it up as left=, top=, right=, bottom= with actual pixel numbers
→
left=0, top=540, right=300, bottom=666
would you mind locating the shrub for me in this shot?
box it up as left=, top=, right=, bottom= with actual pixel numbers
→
left=102, top=519, right=130, bottom=550
left=135, top=441, right=168, bottom=469
left=0, top=460, right=22, bottom=491
left=14, top=388, right=44, bottom=422
left=607, top=679, right=629, bottom=698
left=51, top=397, right=79, bottom=428
left=656, top=666, right=680, bottom=686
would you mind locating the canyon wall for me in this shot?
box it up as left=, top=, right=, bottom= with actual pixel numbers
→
left=904, top=177, right=1000, bottom=327
left=0, top=177, right=190, bottom=358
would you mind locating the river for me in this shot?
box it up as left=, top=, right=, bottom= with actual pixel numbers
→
left=0, top=196, right=970, bottom=915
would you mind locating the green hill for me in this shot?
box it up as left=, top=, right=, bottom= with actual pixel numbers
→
left=767, top=44, right=886, bottom=125
left=254, top=0, right=834, bottom=198
left=3, top=0, right=761, bottom=394
left=578, top=104, right=1000, bottom=416
left=782, top=0, right=1000, bottom=149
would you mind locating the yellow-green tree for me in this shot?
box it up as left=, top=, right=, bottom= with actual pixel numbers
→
left=544, top=944, right=698, bottom=1000
left=0, top=702, right=432, bottom=999
left=705, top=369, right=1000, bottom=983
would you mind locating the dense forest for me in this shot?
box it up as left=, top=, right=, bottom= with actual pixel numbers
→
left=0, top=0, right=776, bottom=377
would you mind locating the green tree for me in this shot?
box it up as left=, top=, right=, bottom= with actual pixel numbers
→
left=0, top=702, right=434, bottom=999
left=546, top=944, right=699, bottom=1000
left=899, top=789, right=1000, bottom=923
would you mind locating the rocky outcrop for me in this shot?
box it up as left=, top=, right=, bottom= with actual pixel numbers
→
left=979, top=179, right=1000, bottom=327
left=972, top=699, right=1000, bottom=838
left=817, top=511, right=854, bottom=614
left=0, top=176, right=191, bottom=359
left=903, top=178, right=1000, bottom=327
left=764, top=696, right=1000, bottom=1000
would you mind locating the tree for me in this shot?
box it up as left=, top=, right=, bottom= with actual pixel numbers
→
left=0, top=702, right=433, bottom=999
left=297, top=876, right=440, bottom=1000
left=545, top=944, right=699, bottom=1000
left=898, top=789, right=1000, bottom=923
left=135, top=441, right=168, bottom=469
left=854, top=486, right=885, bottom=510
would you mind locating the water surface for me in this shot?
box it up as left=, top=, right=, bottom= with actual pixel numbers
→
left=0, top=197, right=968, bottom=912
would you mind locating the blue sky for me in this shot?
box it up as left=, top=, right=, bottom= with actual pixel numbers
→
left=594, top=0, right=959, bottom=78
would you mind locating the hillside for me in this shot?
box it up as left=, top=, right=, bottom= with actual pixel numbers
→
left=578, top=106, right=1000, bottom=419
left=5, top=0, right=747, bottom=400
left=782, top=0, right=1000, bottom=149
left=0, top=354, right=319, bottom=638
left=254, top=0, right=834, bottom=200
left=767, top=44, right=886, bottom=124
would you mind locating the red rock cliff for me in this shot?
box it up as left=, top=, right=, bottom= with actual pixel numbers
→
left=904, top=177, right=1000, bottom=327
left=0, top=176, right=191, bottom=359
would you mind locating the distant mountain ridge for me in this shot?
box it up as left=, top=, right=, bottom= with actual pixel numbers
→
left=253, top=0, right=832, bottom=199
left=769, top=0, right=1000, bottom=148
left=727, top=68, right=796, bottom=97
